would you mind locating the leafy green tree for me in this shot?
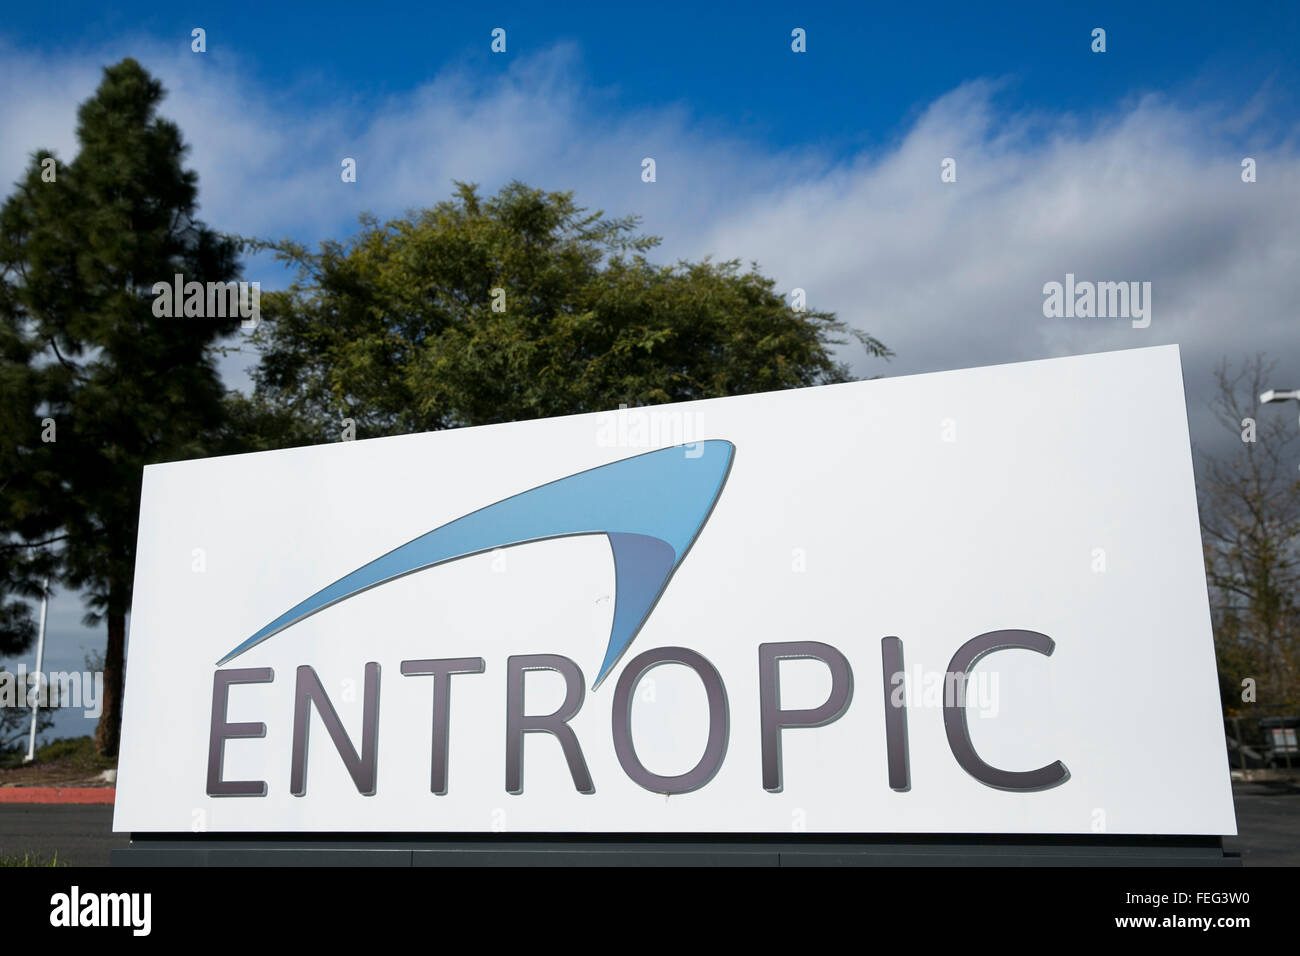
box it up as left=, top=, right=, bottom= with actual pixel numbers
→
left=0, top=58, right=242, bottom=756
left=250, top=181, right=889, bottom=438
left=207, top=392, right=322, bottom=455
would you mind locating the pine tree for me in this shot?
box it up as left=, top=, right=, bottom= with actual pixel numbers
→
left=0, top=59, right=241, bottom=756
left=0, top=301, right=57, bottom=659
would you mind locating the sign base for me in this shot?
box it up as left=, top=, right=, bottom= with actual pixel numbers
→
left=112, top=833, right=1240, bottom=866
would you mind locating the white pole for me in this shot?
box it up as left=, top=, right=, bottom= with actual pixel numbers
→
left=23, top=577, right=49, bottom=764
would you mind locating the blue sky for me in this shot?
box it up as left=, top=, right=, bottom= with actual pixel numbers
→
left=2, top=2, right=1298, bottom=742
left=5, top=1, right=1297, bottom=158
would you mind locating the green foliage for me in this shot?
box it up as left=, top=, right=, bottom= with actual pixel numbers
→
left=0, top=58, right=243, bottom=755
left=0, top=851, right=66, bottom=867
left=210, top=391, right=323, bottom=454
left=0, top=732, right=113, bottom=771
left=0, top=277, right=58, bottom=658
left=249, top=181, right=889, bottom=438
left=0, top=572, right=40, bottom=659
left=0, top=677, right=54, bottom=756
left=27, top=734, right=102, bottom=764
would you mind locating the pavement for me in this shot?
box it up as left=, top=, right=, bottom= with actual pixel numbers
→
left=1221, top=780, right=1300, bottom=866
left=0, top=782, right=1294, bottom=867
left=0, top=805, right=128, bottom=866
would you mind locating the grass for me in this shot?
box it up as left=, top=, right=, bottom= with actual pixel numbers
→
left=0, top=851, right=66, bottom=867
left=0, top=735, right=115, bottom=783
left=31, top=736, right=108, bottom=766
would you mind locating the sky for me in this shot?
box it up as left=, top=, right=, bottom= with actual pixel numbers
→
left=1, top=1, right=1298, bottom=741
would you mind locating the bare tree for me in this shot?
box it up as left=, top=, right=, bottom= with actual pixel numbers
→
left=1198, top=355, right=1300, bottom=716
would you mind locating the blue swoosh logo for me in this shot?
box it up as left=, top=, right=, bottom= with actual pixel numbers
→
left=217, top=440, right=735, bottom=687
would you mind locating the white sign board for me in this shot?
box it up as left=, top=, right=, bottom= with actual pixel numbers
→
left=114, top=345, right=1236, bottom=834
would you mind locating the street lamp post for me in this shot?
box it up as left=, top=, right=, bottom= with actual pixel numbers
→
left=1260, top=388, right=1300, bottom=430
left=22, top=577, right=49, bottom=764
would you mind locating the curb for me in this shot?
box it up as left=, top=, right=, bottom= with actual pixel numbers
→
left=0, top=787, right=115, bottom=805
